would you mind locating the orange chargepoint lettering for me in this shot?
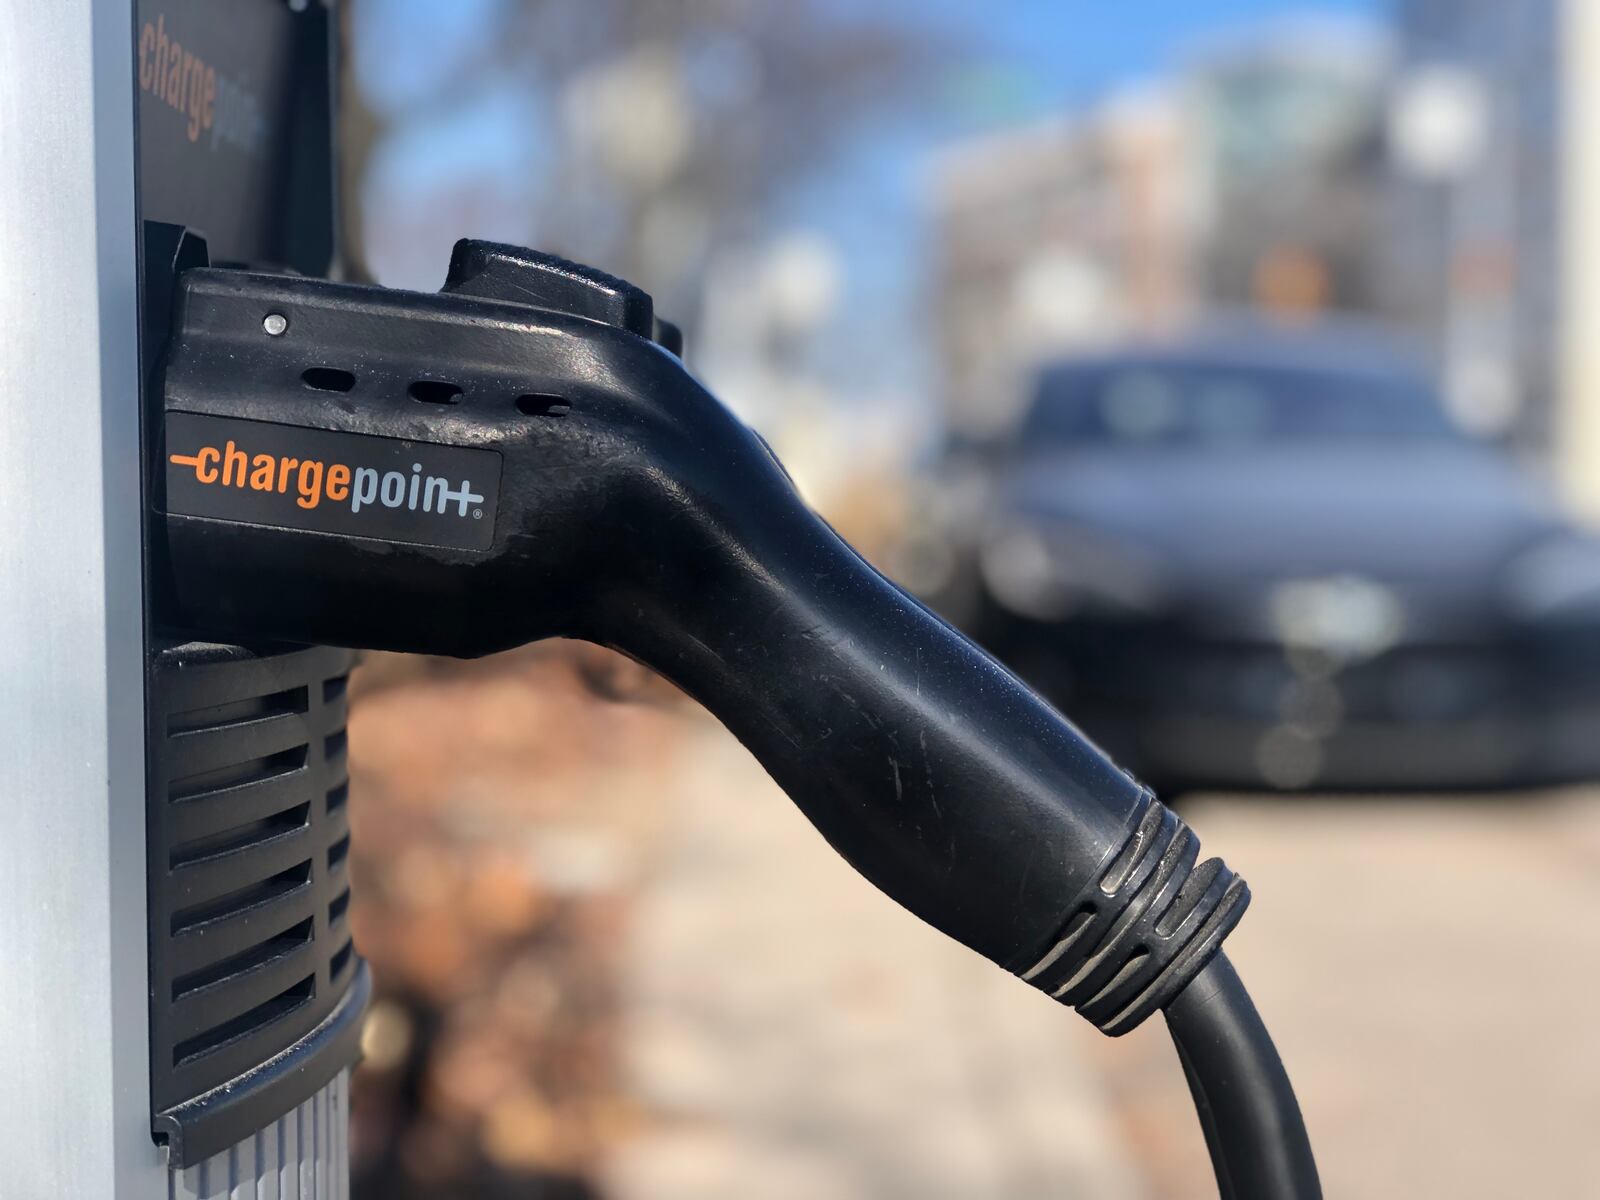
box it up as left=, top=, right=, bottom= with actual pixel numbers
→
left=165, top=41, right=183, bottom=107
left=138, top=17, right=250, bottom=152
left=139, top=23, right=155, bottom=90
left=187, top=56, right=207, bottom=141
left=222, top=440, right=247, bottom=487
left=296, top=460, right=325, bottom=510
left=170, top=430, right=485, bottom=530
left=154, top=17, right=169, bottom=92
left=325, top=463, right=351, bottom=502
left=172, top=449, right=223, bottom=482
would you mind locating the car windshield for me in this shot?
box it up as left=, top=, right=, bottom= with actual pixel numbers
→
left=1023, top=360, right=1461, bottom=448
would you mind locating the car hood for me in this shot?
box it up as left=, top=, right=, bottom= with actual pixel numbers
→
left=996, top=443, right=1562, bottom=602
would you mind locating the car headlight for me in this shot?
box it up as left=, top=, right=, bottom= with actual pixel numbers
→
left=979, top=523, right=1166, bottom=620
left=1266, top=575, right=1404, bottom=660
left=1504, top=535, right=1600, bottom=623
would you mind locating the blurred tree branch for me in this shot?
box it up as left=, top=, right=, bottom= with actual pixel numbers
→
left=343, top=0, right=949, bottom=322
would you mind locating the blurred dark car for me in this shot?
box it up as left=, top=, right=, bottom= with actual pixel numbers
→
left=953, top=323, right=1600, bottom=793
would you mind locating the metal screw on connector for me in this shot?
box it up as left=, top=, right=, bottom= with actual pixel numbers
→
left=263, top=313, right=289, bottom=337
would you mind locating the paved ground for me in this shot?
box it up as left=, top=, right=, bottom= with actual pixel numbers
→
left=1105, top=787, right=1600, bottom=1199
left=604, top=719, right=1143, bottom=1200
left=604, top=712, right=1600, bottom=1199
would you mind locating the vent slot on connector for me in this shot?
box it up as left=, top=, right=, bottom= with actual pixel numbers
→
left=172, top=917, right=315, bottom=1001
left=170, top=861, right=313, bottom=935
left=148, top=641, right=369, bottom=1168
left=168, top=684, right=309, bottom=734
left=173, top=974, right=317, bottom=1066
left=329, top=939, right=354, bottom=982
left=170, top=745, right=308, bottom=801
left=169, top=802, right=312, bottom=870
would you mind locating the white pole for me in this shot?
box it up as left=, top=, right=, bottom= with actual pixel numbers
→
left=1560, top=0, right=1600, bottom=523
left=0, top=0, right=161, bottom=1196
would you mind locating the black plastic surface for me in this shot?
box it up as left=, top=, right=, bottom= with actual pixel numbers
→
left=1167, top=953, right=1322, bottom=1199
left=155, top=243, right=1247, bottom=1021
left=442, top=240, right=659, bottom=341
left=135, top=0, right=352, bottom=1159
left=136, top=0, right=336, bottom=276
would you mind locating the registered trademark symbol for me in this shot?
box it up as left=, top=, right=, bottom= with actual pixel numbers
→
left=473, top=509, right=483, bottom=519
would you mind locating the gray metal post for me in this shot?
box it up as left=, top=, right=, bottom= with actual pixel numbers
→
left=0, top=1, right=159, bottom=1196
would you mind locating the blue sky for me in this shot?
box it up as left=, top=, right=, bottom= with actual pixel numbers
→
left=360, top=1, right=1389, bottom=398
left=358, top=0, right=1385, bottom=127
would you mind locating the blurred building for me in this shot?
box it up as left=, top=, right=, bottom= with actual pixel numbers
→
left=928, top=95, right=1194, bottom=440
left=929, top=19, right=1389, bottom=441
left=1189, top=22, right=1389, bottom=315
left=1386, top=0, right=1561, bottom=445
left=1386, top=0, right=1600, bottom=524
left=1565, top=0, right=1600, bottom=522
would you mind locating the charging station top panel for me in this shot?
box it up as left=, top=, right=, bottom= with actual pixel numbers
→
left=136, top=0, right=335, bottom=275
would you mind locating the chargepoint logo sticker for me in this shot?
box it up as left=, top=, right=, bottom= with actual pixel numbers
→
left=166, top=412, right=501, bottom=552
left=138, top=14, right=266, bottom=153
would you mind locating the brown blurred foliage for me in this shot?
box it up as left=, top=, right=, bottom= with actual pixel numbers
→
left=346, top=643, right=686, bottom=1199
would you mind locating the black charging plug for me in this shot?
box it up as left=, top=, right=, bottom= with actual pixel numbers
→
left=157, top=239, right=1248, bottom=1035
left=157, top=240, right=1325, bottom=1198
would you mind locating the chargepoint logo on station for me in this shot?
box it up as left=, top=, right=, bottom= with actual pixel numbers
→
left=166, top=412, right=501, bottom=552
left=138, top=15, right=266, bottom=152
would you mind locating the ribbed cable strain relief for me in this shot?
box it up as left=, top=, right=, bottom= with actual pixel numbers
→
left=1016, top=789, right=1249, bottom=1036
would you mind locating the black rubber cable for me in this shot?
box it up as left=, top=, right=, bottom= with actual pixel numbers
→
left=1164, top=952, right=1322, bottom=1200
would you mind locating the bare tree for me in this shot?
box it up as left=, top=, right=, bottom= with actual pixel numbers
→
left=345, top=0, right=942, bottom=324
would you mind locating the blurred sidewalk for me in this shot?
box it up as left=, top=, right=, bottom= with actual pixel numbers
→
left=604, top=717, right=1144, bottom=1200
left=1095, top=788, right=1600, bottom=1200
left=345, top=652, right=1600, bottom=1198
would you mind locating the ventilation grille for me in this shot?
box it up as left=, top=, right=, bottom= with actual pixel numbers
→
left=149, top=643, right=362, bottom=1123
